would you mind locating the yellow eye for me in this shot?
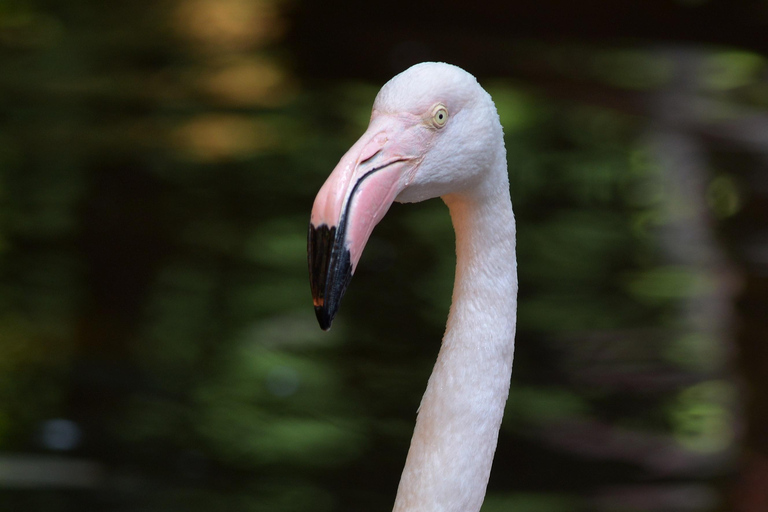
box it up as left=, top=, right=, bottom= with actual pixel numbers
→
left=431, top=105, right=448, bottom=128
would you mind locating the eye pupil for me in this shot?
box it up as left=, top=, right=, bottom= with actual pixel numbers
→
left=433, top=106, right=448, bottom=127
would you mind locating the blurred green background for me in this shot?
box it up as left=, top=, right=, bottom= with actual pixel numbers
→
left=1, top=0, right=767, bottom=511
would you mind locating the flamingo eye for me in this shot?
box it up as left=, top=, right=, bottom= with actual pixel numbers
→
left=431, top=105, right=448, bottom=128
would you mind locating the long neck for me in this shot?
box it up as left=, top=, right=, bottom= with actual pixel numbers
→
left=392, top=158, right=518, bottom=512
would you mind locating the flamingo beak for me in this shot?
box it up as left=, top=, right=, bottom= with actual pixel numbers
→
left=308, top=116, right=422, bottom=330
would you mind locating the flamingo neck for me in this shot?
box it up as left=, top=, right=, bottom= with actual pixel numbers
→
left=392, top=158, right=517, bottom=512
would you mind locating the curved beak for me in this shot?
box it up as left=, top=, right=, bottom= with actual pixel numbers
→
left=308, top=115, right=423, bottom=330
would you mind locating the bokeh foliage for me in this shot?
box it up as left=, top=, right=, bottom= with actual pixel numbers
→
left=1, top=1, right=765, bottom=511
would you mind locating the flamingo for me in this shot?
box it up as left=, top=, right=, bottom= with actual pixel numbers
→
left=308, top=62, right=517, bottom=512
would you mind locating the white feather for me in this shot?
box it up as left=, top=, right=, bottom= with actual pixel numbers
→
left=380, top=63, right=518, bottom=512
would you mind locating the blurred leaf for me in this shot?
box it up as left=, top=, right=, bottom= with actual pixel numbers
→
left=625, top=266, right=716, bottom=303
left=246, top=217, right=308, bottom=270
left=706, top=174, right=741, bottom=218
left=669, top=381, right=737, bottom=453
left=703, top=51, right=766, bottom=91
left=663, top=333, right=726, bottom=372
left=505, top=386, right=590, bottom=427
left=592, top=49, right=672, bottom=90
left=485, top=84, right=539, bottom=133
left=482, top=492, right=577, bottom=512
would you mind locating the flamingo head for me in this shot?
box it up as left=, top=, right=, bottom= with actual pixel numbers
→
left=308, top=62, right=503, bottom=330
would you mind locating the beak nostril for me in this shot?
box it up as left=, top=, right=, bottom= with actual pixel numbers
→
left=359, top=149, right=381, bottom=166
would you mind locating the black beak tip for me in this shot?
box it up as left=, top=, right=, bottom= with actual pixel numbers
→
left=308, top=222, right=353, bottom=332
left=315, top=306, right=334, bottom=331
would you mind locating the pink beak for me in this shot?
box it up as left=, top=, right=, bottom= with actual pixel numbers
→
left=308, top=114, right=423, bottom=330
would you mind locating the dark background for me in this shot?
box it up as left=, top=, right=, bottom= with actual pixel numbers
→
left=1, top=0, right=767, bottom=511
